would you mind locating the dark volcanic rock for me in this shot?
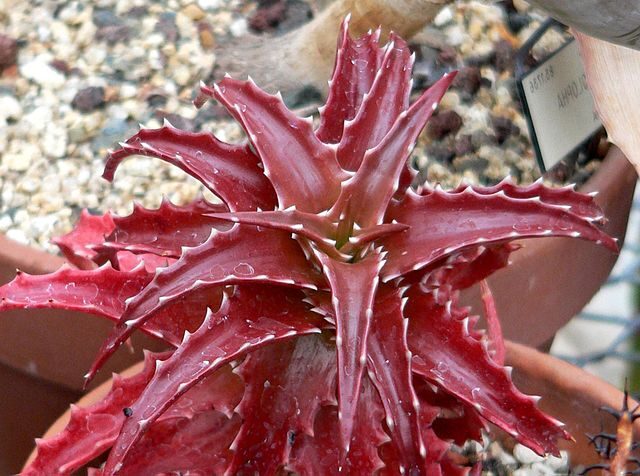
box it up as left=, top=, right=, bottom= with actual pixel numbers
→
left=96, top=25, right=132, bottom=44
left=452, top=66, right=481, bottom=96
left=428, top=110, right=463, bottom=139
left=249, top=0, right=287, bottom=32
left=71, top=86, right=106, bottom=112
left=0, top=34, right=18, bottom=70
left=454, top=134, right=475, bottom=156
left=491, top=115, right=520, bottom=143
left=493, top=40, right=515, bottom=72
left=426, top=142, right=456, bottom=164
left=156, top=12, right=179, bottom=43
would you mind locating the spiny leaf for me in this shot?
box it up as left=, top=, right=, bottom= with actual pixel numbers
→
left=316, top=17, right=383, bottom=146
left=414, top=378, right=485, bottom=446
left=161, top=363, right=244, bottom=421
left=204, top=77, right=349, bottom=213
left=402, top=245, right=514, bottom=304
left=98, top=365, right=244, bottom=476
left=317, top=251, right=383, bottom=458
left=451, top=177, right=605, bottom=223
left=480, top=279, right=505, bottom=365
left=0, top=263, right=218, bottom=346
left=227, top=336, right=336, bottom=475
left=405, top=288, right=569, bottom=455
left=207, top=208, right=348, bottom=261
left=104, top=122, right=276, bottom=212
left=101, top=286, right=323, bottom=475
left=332, top=72, right=456, bottom=228
left=336, top=33, right=413, bottom=171
left=111, top=250, right=172, bottom=272
left=86, top=226, right=325, bottom=382
left=117, top=411, right=241, bottom=476
left=52, top=210, right=115, bottom=269
left=381, top=186, right=617, bottom=281
left=287, top=377, right=387, bottom=475
left=22, top=352, right=166, bottom=476
left=367, top=286, right=428, bottom=473
left=95, top=197, right=230, bottom=260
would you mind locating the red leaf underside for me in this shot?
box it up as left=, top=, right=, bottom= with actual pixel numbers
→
left=0, top=264, right=219, bottom=347
left=96, top=197, right=231, bottom=260
left=228, top=335, right=336, bottom=474
left=101, top=286, right=323, bottom=474
left=287, top=377, right=387, bottom=475
left=336, top=33, right=413, bottom=172
left=332, top=72, right=456, bottom=229
left=316, top=18, right=383, bottom=145
left=23, top=352, right=166, bottom=475
left=367, top=286, right=429, bottom=473
left=405, top=288, right=568, bottom=455
left=451, top=178, right=604, bottom=223
left=117, top=411, right=241, bottom=476
left=208, top=208, right=347, bottom=261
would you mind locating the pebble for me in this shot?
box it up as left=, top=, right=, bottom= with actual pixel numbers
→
left=156, top=12, right=180, bottom=42
left=181, top=3, right=206, bottom=21
left=197, top=21, right=216, bottom=49
left=71, top=86, right=106, bottom=112
left=229, top=17, right=248, bottom=37
left=428, top=110, right=463, bottom=139
left=0, top=96, right=22, bottom=121
left=249, top=0, right=287, bottom=32
left=95, top=24, right=132, bottom=44
left=433, top=6, right=454, bottom=27
left=0, top=34, right=18, bottom=70
left=493, top=40, right=516, bottom=72
left=2, top=143, right=40, bottom=172
left=513, top=444, right=545, bottom=465
left=92, top=9, right=123, bottom=28
left=198, top=0, right=221, bottom=8
left=492, top=115, right=520, bottom=143
left=21, top=56, right=66, bottom=89
left=452, top=66, right=482, bottom=96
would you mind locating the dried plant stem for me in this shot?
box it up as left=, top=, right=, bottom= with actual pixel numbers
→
left=215, top=0, right=450, bottom=94
left=575, top=31, right=640, bottom=177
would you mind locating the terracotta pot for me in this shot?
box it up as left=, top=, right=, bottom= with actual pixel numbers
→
left=461, top=145, right=637, bottom=347
left=0, top=237, right=166, bottom=472
left=1, top=147, right=635, bottom=473
left=506, top=340, right=640, bottom=469
left=26, top=342, right=637, bottom=472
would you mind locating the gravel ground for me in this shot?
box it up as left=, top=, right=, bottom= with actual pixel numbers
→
left=0, top=0, right=584, bottom=253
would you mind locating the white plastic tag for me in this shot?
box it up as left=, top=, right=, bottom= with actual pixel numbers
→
left=517, top=40, right=602, bottom=171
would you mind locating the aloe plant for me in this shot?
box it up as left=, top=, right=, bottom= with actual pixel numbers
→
left=1, top=19, right=616, bottom=475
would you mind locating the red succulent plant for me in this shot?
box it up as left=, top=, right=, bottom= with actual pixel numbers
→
left=1, top=18, right=616, bottom=475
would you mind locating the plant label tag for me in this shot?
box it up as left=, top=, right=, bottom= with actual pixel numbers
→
left=517, top=40, right=602, bottom=172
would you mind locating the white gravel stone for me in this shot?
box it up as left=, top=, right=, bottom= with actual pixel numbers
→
left=2, top=143, right=40, bottom=172
left=513, top=444, right=546, bottom=465
left=433, top=6, right=453, bottom=27
left=198, top=0, right=221, bottom=9
left=0, top=96, right=22, bottom=121
left=229, top=17, right=248, bottom=38
left=21, top=56, right=66, bottom=89
left=6, top=228, right=28, bottom=245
